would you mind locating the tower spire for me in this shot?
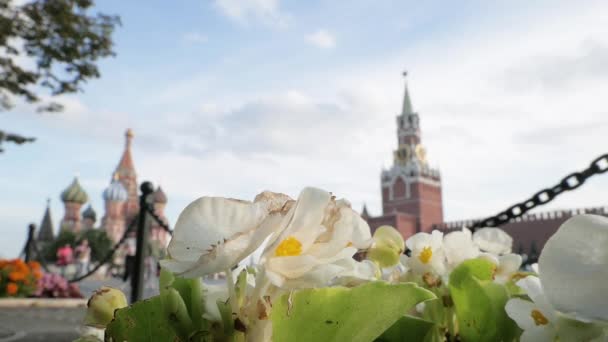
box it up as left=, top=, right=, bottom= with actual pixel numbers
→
left=126, top=128, right=134, bottom=149
left=401, top=71, right=414, bottom=115
left=37, top=198, right=55, bottom=241
left=116, top=129, right=135, bottom=174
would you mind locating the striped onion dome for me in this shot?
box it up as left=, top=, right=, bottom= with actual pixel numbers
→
left=103, top=174, right=128, bottom=202
left=60, top=177, right=88, bottom=204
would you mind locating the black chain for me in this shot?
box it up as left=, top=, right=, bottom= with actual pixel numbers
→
left=144, top=203, right=173, bottom=235
left=68, top=217, right=138, bottom=283
left=29, top=239, right=52, bottom=273
left=469, top=153, right=608, bottom=230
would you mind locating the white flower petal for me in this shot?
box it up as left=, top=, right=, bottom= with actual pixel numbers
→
left=498, top=253, right=522, bottom=276
left=202, top=283, right=229, bottom=322
left=263, top=187, right=331, bottom=256
left=443, top=227, right=479, bottom=267
left=164, top=193, right=291, bottom=277
left=332, top=259, right=380, bottom=286
left=539, top=214, right=608, bottom=322
left=473, top=227, right=513, bottom=254
left=266, top=247, right=357, bottom=280
left=281, top=263, right=347, bottom=289
left=505, top=298, right=540, bottom=330
left=520, top=326, right=556, bottom=342
left=516, top=276, right=556, bottom=321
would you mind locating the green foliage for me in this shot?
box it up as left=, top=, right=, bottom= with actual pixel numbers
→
left=448, top=258, right=520, bottom=342
left=0, top=0, right=120, bottom=111
left=106, top=273, right=214, bottom=342
left=105, top=295, right=179, bottom=342
left=42, top=229, right=77, bottom=261
left=374, top=315, right=436, bottom=342
left=41, top=228, right=111, bottom=263
left=81, top=229, right=112, bottom=262
left=271, top=281, right=435, bottom=342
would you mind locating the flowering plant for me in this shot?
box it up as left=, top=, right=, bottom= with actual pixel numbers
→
left=35, top=272, right=83, bottom=298
left=78, top=187, right=608, bottom=342
left=0, top=259, right=42, bottom=298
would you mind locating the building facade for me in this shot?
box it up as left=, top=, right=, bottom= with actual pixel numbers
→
left=364, top=73, right=607, bottom=257
left=40, top=129, right=170, bottom=248
left=365, top=73, right=444, bottom=239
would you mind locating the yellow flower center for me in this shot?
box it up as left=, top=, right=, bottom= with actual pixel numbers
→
left=531, top=309, right=549, bottom=326
left=418, top=246, right=433, bottom=264
left=275, top=236, right=303, bottom=257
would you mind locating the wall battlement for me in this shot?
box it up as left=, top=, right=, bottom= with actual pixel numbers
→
left=434, top=206, right=608, bottom=231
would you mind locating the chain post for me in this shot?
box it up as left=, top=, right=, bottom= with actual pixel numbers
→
left=131, top=181, right=155, bottom=303
left=24, top=223, right=36, bottom=262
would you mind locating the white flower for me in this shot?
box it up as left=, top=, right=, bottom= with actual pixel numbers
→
left=202, top=283, right=230, bottom=322
left=506, top=276, right=606, bottom=342
left=260, top=187, right=372, bottom=288
left=480, top=253, right=523, bottom=284
left=539, top=214, right=608, bottom=322
left=161, top=191, right=292, bottom=277
left=333, top=259, right=381, bottom=286
left=443, top=227, right=479, bottom=270
left=505, top=276, right=558, bottom=342
left=472, top=227, right=513, bottom=255
left=405, top=230, right=446, bottom=276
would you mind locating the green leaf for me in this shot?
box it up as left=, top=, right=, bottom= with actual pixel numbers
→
left=160, top=288, right=194, bottom=340
left=271, top=281, right=435, bottom=342
left=374, top=315, right=435, bottom=342
left=105, top=295, right=180, bottom=342
left=448, top=258, right=519, bottom=342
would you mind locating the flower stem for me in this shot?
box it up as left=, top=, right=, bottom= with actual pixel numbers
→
left=226, top=268, right=239, bottom=316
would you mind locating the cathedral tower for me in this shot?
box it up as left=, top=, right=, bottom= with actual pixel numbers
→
left=380, top=73, right=443, bottom=233
left=114, top=129, right=139, bottom=221
left=150, top=186, right=170, bottom=247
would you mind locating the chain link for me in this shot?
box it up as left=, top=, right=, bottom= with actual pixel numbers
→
left=144, top=203, right=173, bottom=235
left=470, top=153, right=608, bottom=230
left=68, top=217, right=138, bottom=283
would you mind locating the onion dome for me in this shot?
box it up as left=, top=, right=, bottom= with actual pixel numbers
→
left=103, top=173, right=128, bottom=202
left=61, top=177, right=88, bottom=204
left=153, top=186, right=167, bottom=204
left=82, top=205, right=97, bottom=222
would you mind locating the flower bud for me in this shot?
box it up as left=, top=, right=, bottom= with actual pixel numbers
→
left=367, top=226, right=405, bottom=268
left=84, top=286, right=128, bottom=328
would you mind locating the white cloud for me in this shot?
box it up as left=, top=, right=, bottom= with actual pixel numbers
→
left=182, top=32, right=208, bottom=44
left=213, top=0, right=290, bottom=27
left=161, top=1, right=608, bottom=223
left=4, top=2, right=608, bottom=259
left=305, top=29, right=335, bottom=49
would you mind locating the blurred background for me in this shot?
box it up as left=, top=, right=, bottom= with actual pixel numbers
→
left=2, top=0, right=607, bottom=340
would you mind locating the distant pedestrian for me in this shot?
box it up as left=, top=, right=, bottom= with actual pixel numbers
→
left=75, top=239, right=91, bottom=277
left=122, top=232, right=136, bottom=282
left=56, top=244, right=73, bottom=277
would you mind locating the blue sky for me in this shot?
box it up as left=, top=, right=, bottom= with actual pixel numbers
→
left=2, top=0, right=608, bottom=257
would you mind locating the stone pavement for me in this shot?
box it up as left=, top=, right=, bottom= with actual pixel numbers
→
left=0, top=277, right=160, bottom=342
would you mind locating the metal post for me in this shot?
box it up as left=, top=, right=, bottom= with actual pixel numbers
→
left=24, top=223, right=36, bottom=262
left=131, top=181, right=154, bottom=303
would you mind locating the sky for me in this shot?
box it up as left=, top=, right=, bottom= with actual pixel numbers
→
left=2, top=0, right=608, bottom=257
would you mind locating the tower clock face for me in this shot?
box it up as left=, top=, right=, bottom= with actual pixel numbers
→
left=394, top=145, right=410, bottom=164
left=415, top=144, right=427, bottom=163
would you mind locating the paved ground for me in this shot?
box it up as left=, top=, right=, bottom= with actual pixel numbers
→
left=0, top=277, right=160, bottom=342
